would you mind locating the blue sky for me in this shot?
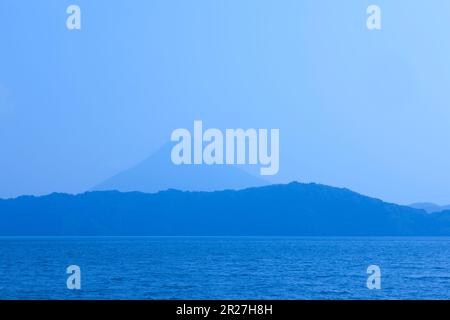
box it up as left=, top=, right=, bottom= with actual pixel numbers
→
left=1, top=0, right=450, bottom=204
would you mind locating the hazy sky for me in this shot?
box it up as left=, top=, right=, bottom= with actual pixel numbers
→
left=1, top=0, right=450, bottom=204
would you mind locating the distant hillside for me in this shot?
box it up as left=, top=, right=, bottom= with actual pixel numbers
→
left=93, top=143, right=269, bottom=193
left=1, top=182, right=449, bottom=236
left=409, top=202, right=450, bottom=213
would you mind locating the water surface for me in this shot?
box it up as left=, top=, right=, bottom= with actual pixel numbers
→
left=0, top=237, right=449, bottom=299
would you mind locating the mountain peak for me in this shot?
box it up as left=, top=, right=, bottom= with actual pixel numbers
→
left=93, top=143, right=270, bottom=193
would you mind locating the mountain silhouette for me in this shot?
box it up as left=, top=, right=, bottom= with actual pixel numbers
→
left=409, top=202, right=450, bottom=213
left=93, top=143, right=269, bottom=193
left=1, top=182, right=449, bottom=236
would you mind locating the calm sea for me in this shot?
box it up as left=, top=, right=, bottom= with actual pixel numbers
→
left=0, top=237, right=449, bottom=300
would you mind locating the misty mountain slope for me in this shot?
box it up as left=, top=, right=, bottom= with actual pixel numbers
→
left=1, top=182, right=448, bottom=236
left=409, top=202, right=450, bottom=213
left=93, top=143, right=269, bottom=193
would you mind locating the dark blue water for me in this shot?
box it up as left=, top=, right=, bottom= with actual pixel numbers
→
left=0, top=237, right=449, bottom=300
